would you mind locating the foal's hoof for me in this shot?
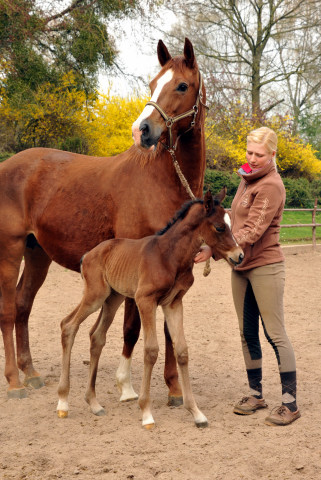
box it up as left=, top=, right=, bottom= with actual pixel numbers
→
left=195, top=420, right=209, bottom=429
left=93, top=408, right=106, bottom=417
left=143, top=422, right=155, bottom=430
left=7, top=387, right=27, bottom=399
left=57, top=410, right=69, bottom=418
left=167, top=395, right=183, bottom=407
left=24, top=375, right=45, bottom=389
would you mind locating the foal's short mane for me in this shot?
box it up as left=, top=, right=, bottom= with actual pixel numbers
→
left=156, top=198, right=205, bottom=236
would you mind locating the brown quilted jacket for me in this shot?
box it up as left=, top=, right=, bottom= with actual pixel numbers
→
left=231, top=161, right=286, bottom=271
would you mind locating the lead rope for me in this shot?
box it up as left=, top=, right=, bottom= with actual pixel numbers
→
left=168, top=147, right=211, bottom=277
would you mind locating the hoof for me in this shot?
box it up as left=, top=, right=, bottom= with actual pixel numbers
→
left=57, top=410, right=68, bottom=418
left=143, top=423, right=155, bottom=430
left=167, top=395, right=183, bottom=407
left=119, top=393, right=139, bottom=403
left=195, top=420, right=209, bottom=429
left=24, top=376, right=45, bottom=389
left=7, top=387, right=27, bottom=399
left=93, top=408, right=106, bottom=417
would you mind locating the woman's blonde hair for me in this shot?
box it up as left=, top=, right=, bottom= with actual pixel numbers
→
left=247, top=126, right=277, bottom=168
left=247, top=126, right=277, bottom=153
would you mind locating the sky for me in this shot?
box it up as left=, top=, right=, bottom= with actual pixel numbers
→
left=99, top=9, right=177, bottom=97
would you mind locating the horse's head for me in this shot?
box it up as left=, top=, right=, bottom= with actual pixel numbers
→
left=132, top=38, right=205, bottom=151
left=201, top=189, right=244, bottom=267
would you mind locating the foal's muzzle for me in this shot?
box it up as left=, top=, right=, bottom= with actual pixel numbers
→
left=229, top=252, right=244, bottom=266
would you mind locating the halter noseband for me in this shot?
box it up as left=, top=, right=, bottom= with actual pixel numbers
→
left=145, top=73, right=207, bottom=152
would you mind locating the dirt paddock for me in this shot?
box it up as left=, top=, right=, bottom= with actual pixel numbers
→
left=1, top=247, right=321, bottom=480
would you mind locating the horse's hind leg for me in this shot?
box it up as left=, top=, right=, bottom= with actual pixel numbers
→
left=15, top=243, right=52, bottom=389
left=0, top=241, right=27, bottom=398
left=116, top=298, right=140, bottom=402
left=85, top=292, right=125, bottom=416
left=162, top=302, right=208, bottom=428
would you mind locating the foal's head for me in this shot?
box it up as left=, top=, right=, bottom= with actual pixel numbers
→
left=132, top=37, right=205, bottom=151
left=201, top=190, right=244, bottom=267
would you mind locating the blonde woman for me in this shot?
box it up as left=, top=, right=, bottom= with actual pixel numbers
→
left=195, top=127, right=300, bottom=426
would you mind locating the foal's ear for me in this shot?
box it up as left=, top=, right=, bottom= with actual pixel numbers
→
left=204, top=190, right=214, bottom=215
left=184, top=38, right=196, bottom=69
left=215, top=187, right=227, bottom=204
left=158, top=40, right=172, bottom=66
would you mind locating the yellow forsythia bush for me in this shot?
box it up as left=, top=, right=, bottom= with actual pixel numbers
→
left=85, top=92, right=149, bottom=156
left=205, top=104, right=321, bottom=180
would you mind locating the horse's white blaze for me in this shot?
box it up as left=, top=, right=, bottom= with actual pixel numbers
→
left=116, top=355, right=138, bottom=402
left=132, top=69, right=174, bottom=130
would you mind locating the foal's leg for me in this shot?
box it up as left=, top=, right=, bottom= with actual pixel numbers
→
left=85, top=292, right=125, bottom=416
left=164, top=321, right=183, bottom=406
left=0, top=242, right=26, bottom=398
left=57, top=284, right=109, bottom=417
left=116, top=298, right=140, bottom=402
left=162, top=302, right=208, bottom=428
left=136, top=297, right=159, bottom=429
left=117, top=298, right=182, bottom=405
left=15, top=244, right=52, bottom=389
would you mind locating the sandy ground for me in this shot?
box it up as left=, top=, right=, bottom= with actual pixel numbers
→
left=0, top=247, right=321, bottom=480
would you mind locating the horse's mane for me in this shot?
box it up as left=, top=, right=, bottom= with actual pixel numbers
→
left=156, top=199, right=203, bottom=236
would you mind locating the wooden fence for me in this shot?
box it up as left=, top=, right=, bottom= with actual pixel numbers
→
left=282, top=199, right=321, bottom=250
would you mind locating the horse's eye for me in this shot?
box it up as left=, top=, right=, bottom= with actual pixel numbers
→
left=215, top=224, right=225, bottom=233
left=176, top=83, right=188, bottom=92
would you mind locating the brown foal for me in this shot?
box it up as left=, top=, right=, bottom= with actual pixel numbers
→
left=57, top=190, right=243, bottom=428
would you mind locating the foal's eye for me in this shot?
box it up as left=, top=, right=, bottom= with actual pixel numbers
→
left=176, top=83, right=188, bottom=92
left=215, top=224, right=226, bottom=233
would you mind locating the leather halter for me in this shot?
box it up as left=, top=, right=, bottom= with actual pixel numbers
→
left=144, top=73, right=207, bottom=200
left=145, top=73, right=207, bottom=152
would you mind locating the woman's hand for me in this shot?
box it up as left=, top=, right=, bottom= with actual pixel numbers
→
left=194, top=245, right=213, bottom=263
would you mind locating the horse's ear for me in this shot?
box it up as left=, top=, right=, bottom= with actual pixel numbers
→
left=158, top=40, right=172, bottom=66
left=184, top=37, right=196, bottom=69
left=204, top=190, right=214, bottom=215
left=215, top=187, right=227, bottom=204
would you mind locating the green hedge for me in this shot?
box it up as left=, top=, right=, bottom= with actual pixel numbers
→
left=204, top=169, right=321, bottom=208
left=0, top=152, right=13, bottom=163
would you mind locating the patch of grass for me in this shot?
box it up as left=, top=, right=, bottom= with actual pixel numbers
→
left=280, top=210, right=321, bottom=244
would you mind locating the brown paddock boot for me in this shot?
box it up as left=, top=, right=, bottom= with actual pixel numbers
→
left=233, top=396, right=268, bottom=415
left=265, top=405, right=301, bottom=426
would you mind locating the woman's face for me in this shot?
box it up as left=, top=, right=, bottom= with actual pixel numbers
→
left=246, top=142, right=275, bottom=170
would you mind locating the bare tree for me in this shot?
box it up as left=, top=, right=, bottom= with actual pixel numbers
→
left=162, top=0, right=321, bottom=117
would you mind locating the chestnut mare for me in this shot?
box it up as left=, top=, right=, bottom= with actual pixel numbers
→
left=56, top=190, right=243, bottom=428
left=0, top=38, right=206, bottom=401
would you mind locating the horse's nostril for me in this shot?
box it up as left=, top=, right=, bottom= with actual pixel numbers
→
left=140, top=122, right=149, bottom=136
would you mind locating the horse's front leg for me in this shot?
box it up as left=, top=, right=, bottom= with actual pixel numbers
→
left=162, top=302, right=208, bottom=428
left=136, top=297, right=159, bottom=429
left=116, top=298, right=140, bottom=402
left=85, top=293, right=124, bottom=416
left=15, top=244, right=52, bottom=389
left=164, top=320, right=183, bottom=406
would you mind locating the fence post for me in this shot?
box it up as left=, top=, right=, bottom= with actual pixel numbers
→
left=312, top=198, right=318, bottom=250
